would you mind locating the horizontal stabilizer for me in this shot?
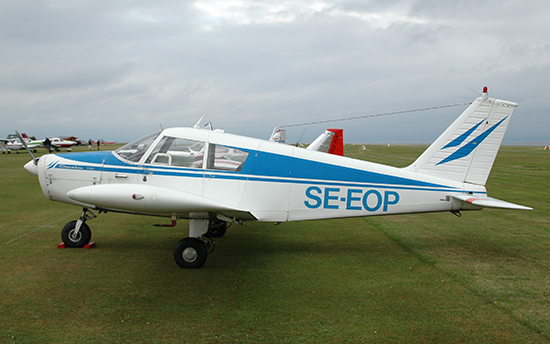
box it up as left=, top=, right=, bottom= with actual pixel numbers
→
left=452, top=194, right=532, bottom=210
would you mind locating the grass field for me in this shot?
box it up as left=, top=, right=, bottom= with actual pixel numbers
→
left=1, top=145, right=548, bottom=343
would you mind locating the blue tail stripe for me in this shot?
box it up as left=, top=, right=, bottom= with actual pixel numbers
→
left=436, top=116, right=508, bottom=166
left=442, top=118, right=486, bottom=149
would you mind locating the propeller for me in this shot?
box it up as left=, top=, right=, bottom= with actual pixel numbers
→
left=15, top=130, right=39, bottom=165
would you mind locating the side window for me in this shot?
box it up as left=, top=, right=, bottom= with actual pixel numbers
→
left=207, top=144, right=248, bottom=172
left=146, top=136, right=205, bottom=168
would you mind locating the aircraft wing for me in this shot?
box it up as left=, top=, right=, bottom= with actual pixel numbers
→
left=67, top=184, right=258, bottom=220
left=452, top=194, right=532, bottom=210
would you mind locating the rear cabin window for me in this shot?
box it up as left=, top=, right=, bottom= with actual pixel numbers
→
left=206, top=144, right=248, bottom=172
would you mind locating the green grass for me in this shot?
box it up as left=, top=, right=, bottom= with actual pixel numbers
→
left=1, top=145, right=549, bottom=343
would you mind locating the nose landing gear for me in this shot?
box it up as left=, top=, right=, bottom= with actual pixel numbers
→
left=61, top=208, right=96, bottom=247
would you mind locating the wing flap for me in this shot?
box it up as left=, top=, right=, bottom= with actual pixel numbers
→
left=452, top=194, right=532, bottom=210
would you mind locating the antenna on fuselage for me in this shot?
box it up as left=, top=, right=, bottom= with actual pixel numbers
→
left=193, top=115, right=205, bottom=129
left=193, top=107, right=212, bottom=129
left=296, top=127, right=307, bottom=147
left=466, top=86, right=482, bottom=96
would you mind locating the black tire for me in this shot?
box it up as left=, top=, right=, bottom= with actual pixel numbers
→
left=206, top=220, right=227, bottom=237
left=61, top=220, right=91, bottom=248
left=174, top=238, right=208, bottom=269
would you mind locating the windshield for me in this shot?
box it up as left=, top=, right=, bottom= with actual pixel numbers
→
left=115, top=132, right=160, bottom=163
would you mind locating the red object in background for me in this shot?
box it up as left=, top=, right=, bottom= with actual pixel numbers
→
left=327, top=129, right=344, bottom=156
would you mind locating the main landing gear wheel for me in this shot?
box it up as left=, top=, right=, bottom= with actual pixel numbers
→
left=174, top=238, right=208, bottom=269
left=61, top=220, right=91, bottom=247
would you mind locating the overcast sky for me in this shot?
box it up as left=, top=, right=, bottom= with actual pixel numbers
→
left=1, top=0, right=549, bottom=144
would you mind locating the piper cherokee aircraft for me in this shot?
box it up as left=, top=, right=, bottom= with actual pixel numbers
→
left=23, top=87, right=531, bottom=269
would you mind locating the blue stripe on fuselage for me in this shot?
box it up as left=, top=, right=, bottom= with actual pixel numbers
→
left=246, top=150, right=453, bottom=190
left=51, top=151, right=111, bottom=164
left=53, top=149, right=456, bottom=192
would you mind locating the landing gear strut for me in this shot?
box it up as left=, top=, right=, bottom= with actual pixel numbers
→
left=61, top=208, right=96, bottom=247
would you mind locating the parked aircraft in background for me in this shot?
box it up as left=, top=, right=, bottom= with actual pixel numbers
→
left=91, top=139, right=118, bottom=145
left=270, top=127, right=343, bottom=156
left=1, top=133, right=42, bottom=153
left=23, top=87, right=531, bottom=269
left=48, top=137, right=77, bottom=150
left=1, top=138, right=24, bottom=152
left=306, top=129, right=344, bottom=156
left=269, top=127, right=287, bottom=143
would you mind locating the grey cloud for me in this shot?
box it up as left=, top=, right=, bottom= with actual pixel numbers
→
left=1, top=0, right=548, bottom=144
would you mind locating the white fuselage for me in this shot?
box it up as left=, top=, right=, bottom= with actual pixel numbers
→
left=31, top=127, right=484, bottom=223
left=48, top=138, right=76, bottom=148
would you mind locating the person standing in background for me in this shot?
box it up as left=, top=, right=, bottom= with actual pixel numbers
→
left=44, top=137, right=52, bottom=153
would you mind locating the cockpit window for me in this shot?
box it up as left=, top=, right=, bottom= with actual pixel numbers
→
left=207, top=144, right=248, bottom=172
left=115, top=132, right=160, bottom=163
left=117, top=133, right=248, bottom=171
left=145, top=136, right=205, bottom=168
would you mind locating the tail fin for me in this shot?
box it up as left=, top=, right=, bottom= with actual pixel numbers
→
left=306, top=128, right=344, bottom=156
left=269, top=127, right=287, bottom=143
left=327, top=129, right=344, bottom=156
left=406, top=87, right=517, bottom=186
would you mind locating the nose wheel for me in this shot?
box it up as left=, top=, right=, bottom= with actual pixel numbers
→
left=61, top=208, right=95, bottom=247
left=61, top=220, right=92, bottom=247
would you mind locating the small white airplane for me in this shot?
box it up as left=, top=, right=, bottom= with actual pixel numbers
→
left=47, top=137, right=77, bottom=151
left=1, top=138, right=24, bottom=152
left=1, top=133, right=41, bottom=153
left=23, top=87, right=531, bottom=269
